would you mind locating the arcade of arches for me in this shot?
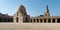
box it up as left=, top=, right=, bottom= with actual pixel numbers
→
left=30, top=18, right=60, bottom=23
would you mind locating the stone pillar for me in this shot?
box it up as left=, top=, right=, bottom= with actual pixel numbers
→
left=14, top=20, right=16, bottom=23
left=13, top=17, right=17, bottom=23
left=38, top=19, right=40, bottom=23
left=33, top=19, right=34, bottom=23
left=42, top=19, right=44, bottom=23
left=35, top=19, right=37, bottom=23
left=51, top=19, right=52, bottom=23
left=30, top=19, right=32, bottom=23
left=46, top=19, right=48, bottom=23
left=55, top=19, right=57, bottom=23
left=19, top=20, right=20, bottom=23
left=40, top=19, right=41, bottom=23
left=39, top=19, right=40, bottom=23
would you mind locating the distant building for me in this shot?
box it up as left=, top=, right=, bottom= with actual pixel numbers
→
left=0, top=5, right=60, bottom=23
left=30, top=5, right=60, bottom=23
left=0, top=13, right=13, bottom=22
left=13, top=5, right=30, bottom=23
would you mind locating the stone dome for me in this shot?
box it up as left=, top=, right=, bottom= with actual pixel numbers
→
left=17, top=5, right=27, bottom=15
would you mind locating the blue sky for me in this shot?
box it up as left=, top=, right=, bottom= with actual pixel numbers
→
left=0, top=0, right=60, bottom=16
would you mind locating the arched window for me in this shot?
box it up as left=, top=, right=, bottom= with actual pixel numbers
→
left=11, top=18, right=13, bottom=22
left=16, top=17, right=18, bottom=22
left=34, top=19, right=35, bottom=22
left=31, top=19, right=32, bottom=22
left=52, top=18, right=55, bottom=23
left=48, top=18, right=51, bottom=23
left=44, top=19, right=46, bottom=23
left=40, top=19, right=42, bottom=23
left=26, top=17, right=28, bottom=22
left=20, top=10, right=23, bottom=14
left=57, top=18, right=60, bottom=23
left=37, top=19, right=39, bottom=23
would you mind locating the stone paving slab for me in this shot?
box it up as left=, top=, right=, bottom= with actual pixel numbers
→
left=0, top=23, right=60, bottom=30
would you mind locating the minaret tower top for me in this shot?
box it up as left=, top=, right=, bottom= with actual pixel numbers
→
left=46, top=5, right=49, bottom=13
left=44, top=5, right=50, bottom=17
